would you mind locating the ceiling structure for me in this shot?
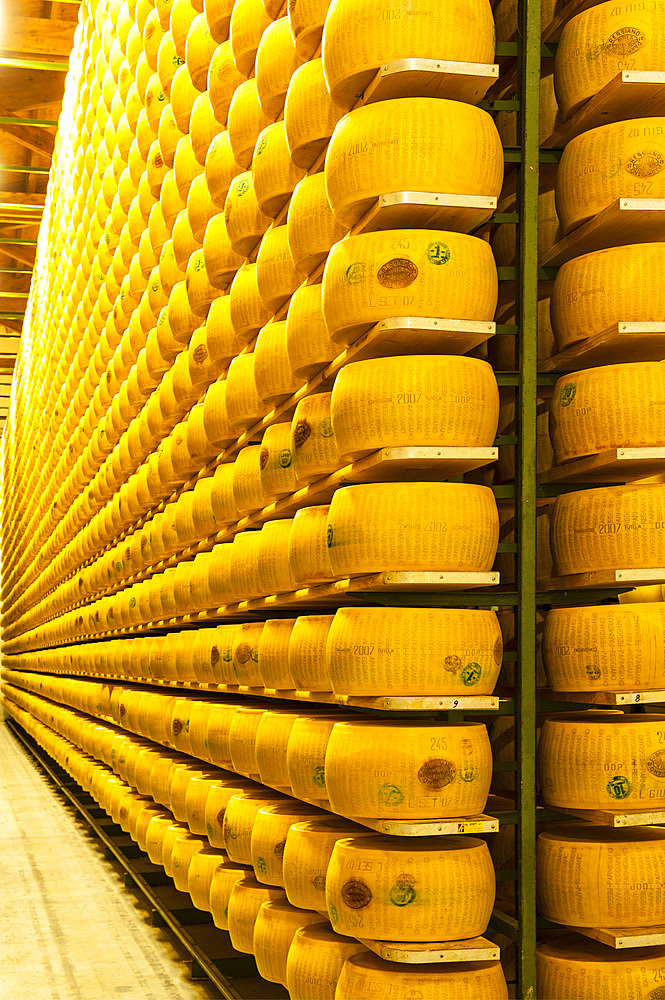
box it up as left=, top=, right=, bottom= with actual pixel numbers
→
left=0, top=0, right=80, bottom=431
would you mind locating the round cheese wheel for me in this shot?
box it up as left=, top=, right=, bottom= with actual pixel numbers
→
left=253, top=121, right=306, bottom=219
left=203, top=213, right=244, bottom=288
left=282, top=816, right=373, bottom=911
left=286, top=283, right=336, bottom=380
left=337, top=953, right=509, bottom=1000
left=171, top=833, right=209, bottom=891
left=224, top=171, right=271, bottom=257
left=229, top=705, right=266, bottom=773
left=537, top=934, right=665, bottom=999
left=227, top=79, right=271, bottom=169
left=191, top=91, right=224, bottom=164
left=223, top=792, right=286, bottom=863
left=259, top=422, right=299, bottom=498
left=550, top=484, right=665, bottom=576
left=211, top=462, right=241, bottom=524
left=225, top=353, right=270, bottom=429
left=229, top=0, right=272, bottom=78
left=287, top=0, right=330, bottom=59
left=286, top=714, right=346, bottom=801
left=287, top=505, right=336, bottom=586
left=205, top=701, right=241, bottom=767
left=325, top=719, right=493, bottom=819
left=231, top=621, right=265, bottom=686
left=323, top=0, right=495, bottom=109
left=205, top=779, right=258, bottom=847
left=254, top=902, right=321, bottom=986
left=256, top=522, right=298, bottom=597
left=326, top=607, right=502, bottom=697
left=287, top=174, right=346, bottom=277
left=550, top=362, right=665, bottom=462
left=255, top=18, right=304, bottom=122
left=291, top=393, right=341, bottom=483
left=255, top=321, right=306, bottom=405
left=206, top=0, right=234, bottom=45
left=286, top=924, right=367, bottom=1000
left=210, top=861, right=254, bottom=929
left=188, top=848, right=229, bottom=910
left=289, top=615, right=336, bottom=691
left=325, top=99, right=503, bottom=229
left=256, top=226, right=302, bottom=313
left=229, top=263, right=272, bottom=342
left=186, top=13, right=217, bottom=92
left=326, top=835, right=495, bottom=942
left=251, top=802, right=324, bottom=886
left=232, top=445, right=267, bottom=513
left=537, top=823, right=665, bottom=927
left=331, top=355, right=500, bottom=460
left=205, top=130, right=242, bottom=209
left=229, top=531, right=265, bottom=599
left=208, top=42, right=245, bottom=127
left=227, top=877, right=287, bottom=953
left=284, top=58, right=345, bottom=170
left=255, top=708, right=300, bottom=785
left=322, top=229, right=498, bottom=347
left=538, top=712, right=665, bottom=810
left=206, top=295, right=244, bottom=365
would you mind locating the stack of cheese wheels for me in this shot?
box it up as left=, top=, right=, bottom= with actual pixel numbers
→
left=227, top=877, right=287, bottom=954
left=330, top=356, right=500, bottom=460
left=337, top=953, right=509, bottom=999
left=253, top=901, right=321, bottom=986
left=556, top=118, right=665, bottom=235
left=326, top=835, right=495, bottom=942
left=543, top=602, right=665, bottom=692
left=322, top=229, right=498, bottom=347
left=322, top=0, right=496, bottom=109
left=286, top=924, right=368, bottom=1000
left=538, top=712, right=665, bottom=810
left=325, top=99, right=503, bottom=229
left=550, top=244, right=665, bottom=351
left=251, top=801, right=325, bottom=887
left=325, top=482, right=499, bottom=577
left=550, top=484, right=665, bottom=576
left=326, top=607, right=503, bottom=697
left=537, top=935, right=665, bottom=999
left=537, top=823, right=665, bottom=927
left=555, top=2, right=665, bottom=119
left=550, top=363, right=665, bottom=462
left=325, top=720, right=493, bottom=819
left=282, top=816, right=374, bottom=911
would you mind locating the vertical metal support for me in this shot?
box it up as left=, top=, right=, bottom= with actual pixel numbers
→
left=517, top=2, right=542, bottom=998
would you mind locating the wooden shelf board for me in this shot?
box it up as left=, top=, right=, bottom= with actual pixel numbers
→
left=332, top=317, right=497, bottom=366
left=549, top=806, right=665, bottom=828
left=362, top=57, right=499, bottom=107
left=572, top=925, right=665, bottom=950
left=543, top=688, right=665, bottom=707
left=357, top=935, right=500, bottom=964
left=539, top=322, right=665, bottom=372
left=541, top=199, right=665, bottom=267
left=540, top=568, right=665, bottom=591
left=351, top=813, right=500, bottom=836
left=539, top=447, right=665, bottom=485
left=352, top=191, right=498, bottom=235
left=543, top=0, right=617, bottom=41
left=542, top=72, right=665, bottom=148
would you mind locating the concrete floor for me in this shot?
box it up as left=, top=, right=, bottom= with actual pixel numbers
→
left=0, top=717, right=222, bottom=1000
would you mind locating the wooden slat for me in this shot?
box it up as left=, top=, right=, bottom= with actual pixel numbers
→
left=0, top=121, right=54, bottom=160
left=0, top=16, right=77, bottom=58
left=0, top=245, right=35, bottom=268
left=0, top=70, right=65, bottom=114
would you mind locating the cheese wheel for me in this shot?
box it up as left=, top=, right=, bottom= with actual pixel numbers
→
left=255, top=709, right=299, bottom=786
left=286, top=283, right=336, bottom=380
left=537, top=934, right=665, bottom=999
left=287, top=924, right=366, bottom=1000
left=227, top=877, right=287, bottom=953
left=230, top=531, right=265, bottom=600
left=538, top=712, right=665, bottom=810
left=186, top=13, right=216, bottom=91
left=326, top=608, right=503, bottom=697
left=254, top=902, right=321, bottom=986
left=289, top=615, right=336, bottom=691
left=210, top=861, right=254, bottom=929
left=327, top=835, right=495, bottom=942
left=550, top=363, right=665, bottom=462
left=325, top=720, right=493, bottom=819
left=251, top=802, right=324, bottom=886
left=185, top=249, right=218, bottom=316
left=201, top=379, right=236, bottom=448
left=537, top=823, right=665, bottom=927
left=171, top=834, right=208, bottom=891
left=202, top=213, right=244, bottom=288
left=208, top=44, right=245, bottom=127
left=191, top=91, right=224, bottom=164
left=205, top=701, right=240, bottom=767
left=259, top=422, right=298, bottom=499
left=163, top=824, right=196, bottom=877
left=322, top=229, right=498, bottom=347
left=256, top=227, right=302, bottom=313
left=255, top=18, right=304, bottom=122
left=223, top=792, right=286, bottom=863
left=224, top=171, right=271, bottom=257
left=337, top=953, right=509, bottom=1000
left=229, top=0, right=272, bottom=77
left=227, top=79, right=271, bottom=169
left=326, top=100, right=503, bottom=229
left=225, top=353, right=270, bottom=429
left=205, top=131, right=242, bottom=209
left=188, top=848, right=228, bottom=910
left=331, top=355, right=500, bottom=460
left=253, top=122, right=305, bottom=221
left=550, top=484, right=665, bottom=576
left=323, top=0, right=495, bottom=109
left=556, top=3, right=665, bottom=120
left=229, top=263, right=272, bottom=342
left=232, top=446, right=267, bottom=514
left=287, top=0, right=329, bottom=59
left=551, top=243, right=665, bottom=351
left=326, top=482, right=499, bottom=576
left=229, top=706, right=266, bottom=775
left=291, top=394, right=341, bottom=483
left=284, top=58, right=345, bottom=170
left=287, top=505, right=336, bottom=586
left=287, top=714, right=346, bottom=801
left=231, top=622, right=264, bottom=685
left=282, top=817, right=373, bottom=911
left=557, top=118, right=665, bottom=234
left=206, top=0, right=234, bottom=43
left=210, top=462, right=241, bottom=524
left=205, top=779, right=258, bottom=846
left=170, top=64, right=198, bottom=132
left=206, top=295, right=244, bottom=365
left=287, top=174, right=346, bottom=277
left=256, top=523, right=298, bottom=598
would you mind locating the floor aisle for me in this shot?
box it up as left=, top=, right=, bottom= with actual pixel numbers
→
left=0, top=716, right=221, bottom=1000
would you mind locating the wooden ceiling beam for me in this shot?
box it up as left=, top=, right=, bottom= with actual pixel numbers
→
left=0, top=246, right=36, bottom=269
left=0, top=72, right=65, bottom=115
left=0, top=16, right=77, bottom=59
left=0, top=122, right=53, bottom=160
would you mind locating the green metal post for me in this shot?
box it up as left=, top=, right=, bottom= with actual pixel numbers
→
left=517, top=0, right=542, bottom=997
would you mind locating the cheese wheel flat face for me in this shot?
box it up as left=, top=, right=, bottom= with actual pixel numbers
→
left=537, top=934, right=665, bottom=1000
left=284, top=58, right=344, bottom=169
left=285, top=923, right=367, bottom=1000
left=253, top=121, right=305, bottom=218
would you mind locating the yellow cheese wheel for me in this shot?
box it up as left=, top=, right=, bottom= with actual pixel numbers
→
left=256, top=226, right=302, bottom=313
left=229, top=706, right=266, bottom=774
left=287, top=505, right=336, bottom=586
left=229, top=0, right=272, bottom=77
left=251, top=802, right=325, bottom=886
left=255, top=708, right=300, bottom=786
left=326, top=835, right=495, bottom=942
left=187, top=172, right=217, bottom=242
left=205, top=130, right=242, bottom=209
left=254, top=322, right=305, bottom=405
left=201, top=379, right=236, bottom=448
left=551, top=243, right=665, bottom=351
left=556, top=3, right=665, bottom=120
left=186, top=13, right=217, bottom=91
left=230, top=531, right=266, bottom=600
left=205, top=780, right=258, bottom=846
left=550, top=363, right=665, bottom=462
left=210, top=461, right=242, bottom=524
left=326, top=482, right=499, bottom=576
left=225, top=353, right=270, bottom=429
left=287, top=0, right=329, bottom=59
left=224, top=171, right=271, bottom=257
left=256, top=523, right=298, bottom=598
left=550, top=484, right=665, bottom=576
left=286, top=283, right=336, bottom=380
left=206, top=0, right=234, bottom=43
left=259, top=422, right=299, bottom=499
left=253, top=121, right=306, bottom=219
left=255, top=18, right=304, bottom=122
left=326, top=608, right=503, bottom=697
left=322, top=229, right=498, bottom=347
left=227, top=877, right=287, bottom=953
left=537, top=823, right=665, bottom=927
left=232, top=446, right=268, bottom=514
left=326, top=99, right=503, bottom=229
left=188, top=848, right=229, bottom=910
left=223, top=791, right=287, bottom=863
left=171, top=834, right=208, bottom=891
left=337, top=953, right=509, bottom=1000
left=170, top=64, right=198, bottom=132
left=229, top=262, right=272, bottom=341
left=210, top=861, right=254, bottom=929
left=557, top=118, right=665, bottom=235
left=538, top=712, right=665, bottom=810
left=537, top=934, right=665, bottom=999
left=206, top=294, right=245, bottom=365
left=282, top=817, right=373, bottom=911
left=287, top=924, right=366, bottom=1000
left=205, top=701, right=241, bottom=767
left=323, top=0, right=495, bottom=109
left=291, top=394, right=341, bottom=483
left=286, top=713, right=346, bottom=801
left=325, top=719, right=493, bottom=819
left=284, top=58, right=345, bottom=170
left=202, top=213, right=244, bottom=288
left=208, top=44, right=245, bottom=127
left=254, top=902, right=321, bottom=986
left=287, top=174, right=346, bottom=277
left=331, top=355, right=500, bottom=460
left=289, top=614, right=335, bottom=691
left=231, top=622, right=265, bottom=685
left=191, top=91, right=224, bottom=164
left=227, top=79, right=272, bottom=169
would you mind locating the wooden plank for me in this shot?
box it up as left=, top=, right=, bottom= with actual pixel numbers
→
left=0, top=192, right=45, bottom=208
left=572, top=926, right=665, bottom=950
left=0, top=70, right=65, bottom=114
left=542, top=689, right=665, bottom=707
left=550, top=805, right=665, bottom=827
left=541, top=199, right=665, bottom=267
left=358, top=935, right=500, bottom=964
left=540, top=568, right=665, bottom=591
left=0, top=121, right=54, bottom=160
left=539, top=448, right=665, bottom=485
left=542, top=72, right=665, bottom=148
left=0, top=16, right=77, bottom=57
left=361, top=57, right=499, bottom=107
left=539, top=321, right=665, bottom=372
left=352, top=814, right=500, bottom=836
left=352, top=190, right=498, bottom=235
left=0, top=245, right=35, bottom=268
